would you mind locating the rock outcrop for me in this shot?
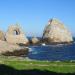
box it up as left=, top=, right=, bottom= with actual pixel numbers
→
left=0, top=40, right=28, bottom=55
left=6, top=24, right=29, bottom=45
left=0, top=40, right=22, bottom=53
left=43, top=19, right=73, bottom=43
left=0, top=30, right=5, bottom=41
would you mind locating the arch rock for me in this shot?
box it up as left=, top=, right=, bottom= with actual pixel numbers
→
left=6, top=25, right=29, bottom=45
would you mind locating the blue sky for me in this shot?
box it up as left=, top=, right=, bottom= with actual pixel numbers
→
left=0, top=0, right=75, bottom=37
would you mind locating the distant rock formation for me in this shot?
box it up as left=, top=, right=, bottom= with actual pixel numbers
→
left=31, top=37, right=40, bottom=44
left=43, top=19, right=73, bottom=43
left=6, top=24, right=29, bottom=45
left=0, top=30, right=5, bottom=41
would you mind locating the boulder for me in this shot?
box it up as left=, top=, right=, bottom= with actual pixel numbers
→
left=0, top=30, right=5, bottom=41
left=43, top=18, right=73, bottom=43
left=31, top=37, right=40, bottom=44
left=6, top=24, right=29, bottom=45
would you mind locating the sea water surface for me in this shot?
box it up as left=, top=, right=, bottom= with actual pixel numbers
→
left=28, top=38, right=75, bottom=61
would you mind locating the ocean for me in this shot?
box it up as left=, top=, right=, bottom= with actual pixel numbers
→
left=27, top=38, right=75, bottom=61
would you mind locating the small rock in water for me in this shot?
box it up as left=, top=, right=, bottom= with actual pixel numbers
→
left=31, top=37, right=40, bottom=44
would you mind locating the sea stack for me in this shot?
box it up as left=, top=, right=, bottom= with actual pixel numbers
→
left=6, top=24, right=29, bottom=45
left=43, top=18, right=73, bottom=44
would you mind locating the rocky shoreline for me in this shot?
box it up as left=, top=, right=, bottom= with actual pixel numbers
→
left=0, top=18, right=74, bottom=56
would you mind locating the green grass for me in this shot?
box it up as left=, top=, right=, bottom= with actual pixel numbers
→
left=0, top=56, right=75, bottom=73
left=4, top=61, right=75, bottom=73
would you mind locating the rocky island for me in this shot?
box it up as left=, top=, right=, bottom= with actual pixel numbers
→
left=43, top=19, right=73, bottom=44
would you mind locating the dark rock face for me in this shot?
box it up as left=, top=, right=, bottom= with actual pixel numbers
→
left=43, top=19, right=73, bottom=44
